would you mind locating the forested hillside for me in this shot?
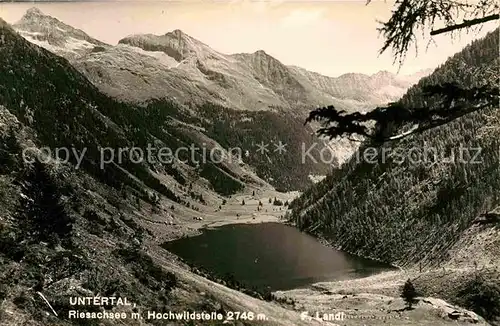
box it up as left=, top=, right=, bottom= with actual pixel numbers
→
left=0, top=18, right=331, bottom=198
left=0, top=17, right=195, bottom=204
left=194, top=103, right=332, bottom=191
left=288, top=28, right=500, bottom=266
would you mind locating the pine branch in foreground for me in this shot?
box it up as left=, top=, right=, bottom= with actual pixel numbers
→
left=305, top=82, right=499, bottom=143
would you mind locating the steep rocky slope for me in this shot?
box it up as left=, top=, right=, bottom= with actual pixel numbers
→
left=9, top=7, right=433, bottom=186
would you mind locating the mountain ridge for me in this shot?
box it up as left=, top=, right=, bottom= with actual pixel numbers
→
left=12, top=7, right=429, bottom=112
left=13, top=7, right=107, bottom=58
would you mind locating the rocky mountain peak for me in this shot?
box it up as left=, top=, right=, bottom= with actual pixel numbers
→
left=163, top=29, right=198, bottom=47
left=24, top=7, right=44, bottom=17
left=169, top=29, right=186, bottom=38
left=17, top=7, right=57, bottom=26
left=13, top=8, right=106, bottom=54
left=119, top=30, right=218, bottom=62
left=163, top=29, right=210, bottom=50
left=240, top=49, right=285, bottom=71
left=252, top=49, right=278, bottom=61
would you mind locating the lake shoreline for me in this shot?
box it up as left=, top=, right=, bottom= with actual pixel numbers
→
left=152, top=188, right=493, bottom=326
left=201, top=213, right=284, bottom=230
left=163, top=222, right=396, bottom=293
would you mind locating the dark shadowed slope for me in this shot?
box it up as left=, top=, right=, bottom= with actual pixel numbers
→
left=288, top=28, right=500, bottom=266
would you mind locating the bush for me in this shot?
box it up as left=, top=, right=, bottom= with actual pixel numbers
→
left=458, top=275, right=500, bottom=322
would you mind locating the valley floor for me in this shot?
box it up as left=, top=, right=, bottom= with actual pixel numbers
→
left=137, top=188, right=300, bottom=241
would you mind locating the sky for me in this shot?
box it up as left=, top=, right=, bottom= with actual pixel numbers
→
left=0, top=1, right=497, bottom=77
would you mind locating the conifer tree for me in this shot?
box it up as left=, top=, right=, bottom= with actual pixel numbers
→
left=401, top=279, right=418, bottom=309
left=307, top=1, right=499, bottom=142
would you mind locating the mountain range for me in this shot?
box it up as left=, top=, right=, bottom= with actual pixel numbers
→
left=6, top=7, right=434, bottom=192
left=13, top=7, right=430, bottom=112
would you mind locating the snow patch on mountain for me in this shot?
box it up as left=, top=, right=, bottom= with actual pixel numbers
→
left=116, top=43, right=178, bottom=68
left=18, top=30, right=96, bottom=56
left=13, top=7, right=107, bottom=58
